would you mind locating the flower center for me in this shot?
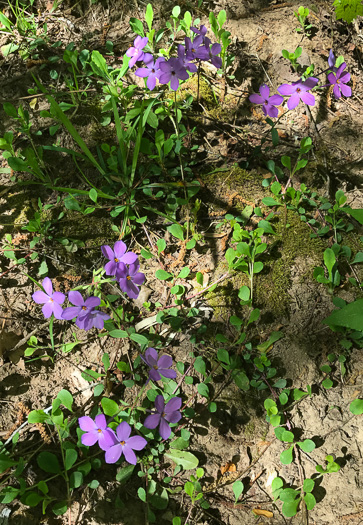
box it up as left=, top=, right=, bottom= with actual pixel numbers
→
left=127, top=275, right=132, bottom=280
left=337, top=79, right=340, bottom=84
left=264, top=100, right=269, bottom=105
left=162, top=412, right=166, bottom=418
left=97, top=429, right=102, bottom=433
left=114, top=257, right=119, bottom=262
left=191, top=48, right=195, bottom=53
left=120, top=440, right=125, bottom=446
left=171, top=71, right=176, bottom=76
left=151, top=68, right=155, bottom=73
left=153, top=365, right=158, bottom=370
left=296, top=88, right=301, bottom=93
left=82, top=306, right=87, bottom=310
left=50, top=298, right=54, bottom=302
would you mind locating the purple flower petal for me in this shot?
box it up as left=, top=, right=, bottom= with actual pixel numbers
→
left=165, top=397, right=182, bottom=413
left=42, top=302, right=53, bottom=318
left=52, top=292, right=66, bottom=304
left=327, top=72, right=336, bottom=85
left=287, top=93, right=300, bottom=110
left=32, top=290, right=49, bottom=304
left=52, top=302, right=64, bottom=320
left=81, top=432, right=99, bottom=447
left=300, top=91, right=315, bottom=106
left=101, top=244, right=114, bottom=260
left=269, top=94, right=284, bottom=105
left=84, top=296, right=101, bottom=308
left=79, top=416, right=97, bottom=432
left=68, top=291, right=84, bottom=306
left=116, top=422, right=131, bottom=442
left=144, top=347, right=158, bottom=365
left=127, top=435, right=147, bottom=451
left=159, top=418, right=171, bottom=440
left=105, top=443, right=122, bottom=464
left=157, top=355, right=173, bottom=369
left=340, top=83, right=351, bottom=97
left=278, top=83, right=296, bottom=96
left=165, top=410, right=182, bottom=424
left=99, top=429, right=115, bottom=451
left=249, top=94, right=264, bottom=104
left=61, top=306, right=81, bottom=320
left=144, top=413, right=161, bottom=429
left=121, top=252, right=139, bottom=264
left=266, top=105, right=278, bottom=118
left=42, top=277, right=53, bottom=296
left=155, top=395, right=165, bottom=413
left=94, top=414, right=107, bottom=429
left=170, top=75, right=180, bottom=91
left=259, top=84, right=270, bottom=99
left=122, top=445, right=137, bottom=465
left=333, top=85, right=342, bottom=99
left=149, top=368, right=162, bottom=382
left=125, top=280, right=140, bottom=299
left=113, top=241, right=127, bottom=259
left=159, top=368, right=177, bottom=379
left=339, top=72, right=350, bottom=84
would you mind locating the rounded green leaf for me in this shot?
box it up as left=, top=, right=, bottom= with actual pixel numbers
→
left=350, top=398, right=363, bottom=415
left=282, top=498, right=300, bottom=517
left=101, top=397, right=119, bottom=417
left=304, top=492, right=316, bottom=510
left=37, top=452, right=61, bottom=474
left=155, top=269, right=173, bottom=280
left=303, top=478, right=315, bottom=493
left=298, top=439, right=315, bottom=453
left=280, top=447, right=293, bottom=465
left=165, top=449, right=199, bottom=470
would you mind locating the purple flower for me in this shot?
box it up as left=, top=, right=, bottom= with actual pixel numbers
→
left=105, top=422, right=147, bottom=465
left=61, top=291, right=110, bottom=331
left=191, top=25, right=208, bottom=38
left=135, top=54, right=165, bottom=90
left=144, top=395, right=182, bottom=440
left=328, top=49, right=337, bottom=71
left=327, top=62, right=351, bottom=99
left=126, top=36, right=148, bottom=68
left=117, top=261, right=145, bottom=299
left=185, top=35, right=209, bottom=61
left=140, top=347, right=177, bottom=382
left=205, top=41, right=222, bottom=69
left=159, top=57, right=189, bottom=91
left=177, top=45, right=197, bottom=73
left=278, top=77, right=319, bottom=110
left=78, top=414, right=114, bottom=450
left=32, top=277, right=65, bottom=320
left=249, top=84, right=284, bottom=118
left=101, top=241, right=138, bottom=278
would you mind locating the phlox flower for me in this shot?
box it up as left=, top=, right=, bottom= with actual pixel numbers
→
left=126, top=36, right=148, bottom=68
left=177, top=45, right=198, bottom=73
left=144, top=395, right=182, bottom=440
left=185, top=35, right=209, bottom=61
left=327, top=62, right=351, bottom=99
left=117, top=261, right=145, bottom=299
left=278, top=76, right=319, bottom=110
left=101, top=241, right=138, bottom=278
left=61, top=291, right=110, bottom=331
left=32, top=277, right=65, bottom=320
left=191, top=24, right=208, bottom=39
left=78, top=414, right=114, bottom=450
left=135, top=54, right=165, bottom=90
left=249, top=84, right=284, bottom=118
left=140, top=347, right=177, bottom=383
left=159, top=57, right=189, bottom=91
left=105, top=422, right=147, bottom=465
left=205, top=41, right=222, bottom=69
left=328, top=49, right=337, bottom=71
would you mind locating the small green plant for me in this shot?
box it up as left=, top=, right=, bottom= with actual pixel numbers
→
left=294, top=6, right=313, bottom=35
left=282, top=47, right=303, bottom=71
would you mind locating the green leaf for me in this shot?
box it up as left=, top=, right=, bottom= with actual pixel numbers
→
left=233, top=480, right=244, bottom=502
left=281, top=430, right=294, bottom=442
left=56, top=389, right=73, bottom=411
left=324, top=248, right=336, bottom=276
left=248, top=308, right=260, bottom=324
left=0, top=454, right=17, bottom=473
left=194, top=356, right=206, bottom=376
left=102, top=352, right=110, bottom=372
left=184, top=481, right=194, bottom=498
left=217, top=348, right=230, bottom=364
left=197, top=383, right=209, bottom=398
left=178, top=267, right=190, bottom=279
left=304, top=492, right=316, bottom=510
left=8, top=157, right=29, bottom=172
left=167, top=223, right=184, bottom=240
left=281, top=156, right=291, bottom=170
left=52, top=501, right=68, bottom=516
left=322, top=377, right=333, bottom=389
left=298, top=439, right=315, bottom=453
left=37, top=452, right=61, bottom=474
left=138, top=487, right=146, bottom=502
left=322, top=299, right=363, bottom=331
left=150, top=488, right=169, bottom=509
left=196, top=272, right=204, bottom=286
left=101, top=398, right=119, bottom=417
left=232, top=370, right=250, bottom=391
left=350, top=398, right=363, bottom=415
left=165, top=450, right=199, bottom=470
left=257, top=220, right=275, bottom=234
left=116, top=464, right=135, bottom=483
left=352, top=252, right=363, bottom=264
left=282, top=498, right=300, bottom=517
left=157, top=238, right=166, bottom=254
left=280, top=447, right=294, bottom=465
left=303, top=478, right=315, bottom=493
left=253, top=261, right=264, bottom=274
left=145, top=3, right=153, bottom=31
left=108, top=329, right=128, bottom=338
left=342, top=207, right=363, bottom=225
left=130, top=333, right=148, bottom=346
left=65, top=448, right=77, bottom=470
left=155, top=269, right=173, bottom=280
left=70, top=471, right=83, bottom=489
left=89, top=188, right=97, bottom=203
left=28, top=409, right=48, bottom=424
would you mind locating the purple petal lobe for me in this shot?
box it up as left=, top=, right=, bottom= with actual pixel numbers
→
left=144, top=413, right=161, bottom=429
left=269, top=94, right=284, bottom=105
left=121, top=252, right=138, bottom=264
left=113, top=241, right=127, bottom=259
left=145, top=347, right=158, bottom=364
left=155, top=395, right=165, bottom=413
left=259, top=84, right=270, bottom=99
left=127, top=435, right=147, bottom=451
left=159, top=369, right=177, bottom=379
left=42, top=302, right=53, bottom=319
left=42, top=277, right=53, bottom=296
left=105, top=444, right=122, bottom=464
left=52, top=302, right=64, bottom=320
left=122, top=445, right=137, bottom=465
left=84, top=296, right=101, bottom=308
left=287, top=93, right=300, bottom=110
left=159, top=418, right=171, bottom=440
left=101, top=244, right=113, bottom=260
left=340, top=84, right=351, bottom=97
left=61, top=306, right=81, bottom=320
left=32, top=290, right=49, bottom=304
left=52, top=292, right=66, bottom=304
left=165, top=411, right=182, bottom=424
left=94, top=414, right=107, bottom=429
left=68, top=291, right=84, bottom=306
left=116, top=422, right=131, bottom=442
left=157, top=355, right=173, bottom=369
left=278, top=83, right=296, bottom=96
left=99, top=429, right=115, bottom=450
left=79, top=416, right=97, bottom=432
left=81, top=432, right=98, bottom=447
left=300, top=91, right=315, bottom=106
left=149, top=368, right=162, bottom=382
left=249, top=94, right=264, bottom=104
left=165, top=397, right=182, bottom=413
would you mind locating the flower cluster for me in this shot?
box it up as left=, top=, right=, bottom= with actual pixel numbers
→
left=249, top=49, right=352, bottom=118
left=101, top=240, right=145, bottom=299
left=127, top=25, right=222, bottom=91
left=78, top=396, right=182, bottom=463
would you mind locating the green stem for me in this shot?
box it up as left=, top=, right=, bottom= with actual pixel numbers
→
left=56, top=425, right=70, bottom=504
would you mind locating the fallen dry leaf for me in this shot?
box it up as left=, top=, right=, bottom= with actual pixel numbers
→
left=252, top=508, right=273, bottom=518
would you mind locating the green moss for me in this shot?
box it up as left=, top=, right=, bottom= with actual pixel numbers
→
left=177, top=74, right=217, bottom=107
left=254, top=210, right=325, bottom=315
